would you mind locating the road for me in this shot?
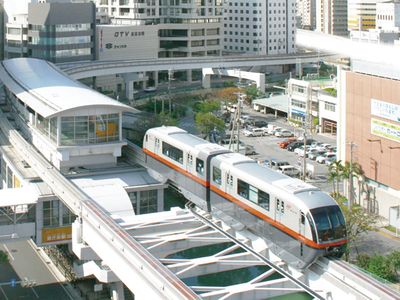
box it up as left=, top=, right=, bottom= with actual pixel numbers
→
left=0, top=239, right=77, bottom=300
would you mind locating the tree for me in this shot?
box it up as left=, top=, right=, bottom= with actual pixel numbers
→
left=193, top=100, right=221, bottom=113
left=244, top=85, right=260, bottom=103
left=367, top=254, right=397, bottom=282
left=336, top=195, right=379, bottom=261
left=215, top=87, right=242, bottom=102
left=328, top=160, right=343, bottom=196
left=0, top=250, right=8, bottom=264
left=195, top=112, right=225, bottom=137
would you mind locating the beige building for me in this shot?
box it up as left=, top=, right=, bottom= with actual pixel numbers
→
left=316, top=0, right=348, bottom=36
left=348, top=0, right=382, bottom=31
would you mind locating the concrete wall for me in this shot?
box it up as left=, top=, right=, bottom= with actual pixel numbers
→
left=346, top=71, right=400, bottom=190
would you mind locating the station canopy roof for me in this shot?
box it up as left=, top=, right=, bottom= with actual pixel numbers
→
left=0, top=58, right=136, bottom=118
left=253, top=94, right=289, bottom=114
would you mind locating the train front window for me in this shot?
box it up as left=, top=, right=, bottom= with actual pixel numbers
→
left=310, top=206, right=346, bottom=242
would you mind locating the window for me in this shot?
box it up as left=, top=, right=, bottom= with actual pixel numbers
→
left=324, top=102, right=335, bottom=112
left=237, top=179, right=249, bottom=198
left=187, top=154, right=193, bottom=165
left=196, top=159, right=204, bottom=175
left=43, top=200, right=59, bottom=227
left=259, top=190, right=270, bottom=211
left=213, top=166, right=222, bottom=185
left=62, top=203, right=75, bottom=225
left=139, top=190, right=158, bottom=214
left=162, top=142, right=183, bottom=164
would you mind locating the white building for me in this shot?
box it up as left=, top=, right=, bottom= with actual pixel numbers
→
left=297, top=0, right=316, bottom=30
left=222, top=0, right=296, bottom=55
left=287, top=77, right=338, bottom=134
left=348, top=0, right=383, bottom=32
left=94, top=0, right=223, bottom=58
left=350, top=1, right=400, bottom=44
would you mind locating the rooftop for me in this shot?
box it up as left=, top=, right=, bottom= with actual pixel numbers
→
left=0, top=58, right=136, bottom=118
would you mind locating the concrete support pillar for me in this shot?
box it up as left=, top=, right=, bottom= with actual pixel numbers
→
left=202, top=73, right=211, bottom=89
left=256, top=73, right=266, bottom=93
left=153, top=71, right=159, bottom=87
left=187, top=69, right=192, bottom=83
left=125, top=80, right=134, bottom=101
left=110, top=282, right=125, bottom=300
left=92, top=76, right=97, bottom=90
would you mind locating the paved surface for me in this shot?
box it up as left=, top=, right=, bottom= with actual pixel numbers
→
left=0, top=239, right=75, bottom=300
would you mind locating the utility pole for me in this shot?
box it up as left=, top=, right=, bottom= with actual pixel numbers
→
left=302, top=83, right=312, bottom=181
left=348, top=142, right=357, bottom=208
left=168, top=69, right=174, bottom=114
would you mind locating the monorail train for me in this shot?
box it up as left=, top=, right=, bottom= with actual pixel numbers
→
left=143, top=126, right=347, bottom=269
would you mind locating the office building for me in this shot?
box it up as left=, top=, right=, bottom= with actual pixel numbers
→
left=95, top=0, right=223, bottom=58
left=4, top=0, right=96, bottom=62
left=222, top=0, right=296, bottom=55
left=316, top=0, right=348, bottom=36
left=297, top=0, right=316, bottom=30
left=348, top=0, right=381, bottom=32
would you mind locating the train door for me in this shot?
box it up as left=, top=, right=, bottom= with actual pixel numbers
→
left=275, top=198, right=284, bottom=223
left=299, top=211, right=305, bottom=257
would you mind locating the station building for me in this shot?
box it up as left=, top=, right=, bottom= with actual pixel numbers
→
left=0, top=57, right=166, bottom=246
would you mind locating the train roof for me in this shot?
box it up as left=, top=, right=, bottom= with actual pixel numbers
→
left=149, top=126, right=229, bottom=155
left=222, top=159, right=335, bottom=210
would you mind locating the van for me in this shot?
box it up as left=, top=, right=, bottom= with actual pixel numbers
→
left=270, top=160, right=290, bottom=170
left=277, top=165, right=300, bottom=177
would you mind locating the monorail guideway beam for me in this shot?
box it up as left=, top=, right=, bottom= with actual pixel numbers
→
left=0, top=115, right=200, bottom=299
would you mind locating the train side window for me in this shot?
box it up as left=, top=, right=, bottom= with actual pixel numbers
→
left=162, top=141, right=183, bottom=164
left=281, top=200, right=285, bottom=213
left=237, top=179, right=249, bottom=199
left=258, top=190, right=270, bottom=211
left=212, top=166, right=222, bottom=185
left=196, top=159, right=204, bottom=175
left=276, top=199, right=280, bottom=211
left=300, top=212, right=305, bottom=224
left=155, top=138, right=160, bottom=148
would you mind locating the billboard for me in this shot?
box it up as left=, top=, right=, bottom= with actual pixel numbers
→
left=371, top=118, right=400, bottom=142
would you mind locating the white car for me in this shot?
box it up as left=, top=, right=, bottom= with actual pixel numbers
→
left=277, top=165, right=300, bottom=177
left=294, top=145, right=310, bottom=155
left=316, top=143, right=332, bottom=152
left=275, top=130, right=293, bottom=137
left=143, top=86, right=157, bottom=92
left=243, top=128, right=264, bottom=137
left=316, top=152, right=336, bottom=164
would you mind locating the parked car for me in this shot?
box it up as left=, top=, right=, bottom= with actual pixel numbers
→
left=277, top=165, right=300, bottom=177
left=308, top=150, right=327, bottom=160
left=243, top=127, right=264, bottom=137
left=278, top=138, right=297, bottom=149
left=143, top=86, right=157, bottom=92
left=287, top=141, right=304, bottom=152
left=275, top=130, right=294, bottom=137
left=269, top=160, right=290, bottom=170
left=316, top=143, right=332, bottom=152
left=316, top=152, right=336, bottom=164
left=305, top=148, right=323, bottom=158
left=325, top=155, right=337, bottom=165
left=295, top=145, right=310, bottom=155
left=253, top=120, right=268, bottom=128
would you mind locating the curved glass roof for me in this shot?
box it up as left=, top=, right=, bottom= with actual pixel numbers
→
left=0, top=58, right=136, bottom=118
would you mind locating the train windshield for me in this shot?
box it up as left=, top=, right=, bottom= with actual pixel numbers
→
left=310, top=206, right=346, bottom=242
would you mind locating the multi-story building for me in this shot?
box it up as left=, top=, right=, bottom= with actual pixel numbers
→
left=348, top=0, right=381, bottom=32
left=3, top=0, right=96, bottom=63
left=0, top=0, right=4, bottom=60
left=95, top=0, right=223, bottom=58
left=376, top=0, right=400, bottom=30
left=297, top=0, right=316, bottom=30
left=316, top=0, right=348, bottom=36
left=287, top=77, right=338, bottom=134
left=338, top=55, right=400, bottom=222
left=222, top=0, right=296, bottom=55
left=350, top=1, right=400, bottom=45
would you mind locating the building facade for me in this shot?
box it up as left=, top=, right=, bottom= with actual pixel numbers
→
left=316, top=0, right=348, bottom=36
left=287, top=77, right=338, bottom=134
left=222, top=0, right=296, bottom=55
left=297, top=0, right=316, bottom=30
left=95, top=0, right=223, bottom=58
left=3, top=0, right=96, bottom=62
left=348, top=0, right=381, bottom=32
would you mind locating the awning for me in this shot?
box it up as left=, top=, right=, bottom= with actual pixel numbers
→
left=0, top=185, right=39, bottom=207
left=72, top=178, right=135, bottom=217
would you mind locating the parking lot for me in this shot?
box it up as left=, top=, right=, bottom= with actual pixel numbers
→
left=228, top=106, right=337, bottom=193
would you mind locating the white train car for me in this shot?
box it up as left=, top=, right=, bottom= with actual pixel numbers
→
left=143, top=126, right=347, bottom=268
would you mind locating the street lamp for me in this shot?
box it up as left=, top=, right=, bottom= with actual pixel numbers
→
left=347, top=142, right=357, bottom=208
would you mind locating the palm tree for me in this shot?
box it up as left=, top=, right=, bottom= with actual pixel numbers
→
left=328, top=160, right=343, bottom=197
